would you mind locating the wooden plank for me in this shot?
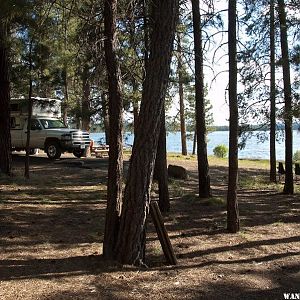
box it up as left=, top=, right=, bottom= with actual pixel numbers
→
left=150, top=201, right=177, bottom=265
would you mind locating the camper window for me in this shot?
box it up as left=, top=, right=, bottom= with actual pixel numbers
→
left=11, top=117, right=21, bottom=129
left=11, top=117, right=16, bottom=128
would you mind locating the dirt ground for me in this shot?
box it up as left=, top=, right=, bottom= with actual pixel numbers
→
left=0, top=153, right=299, bottom=300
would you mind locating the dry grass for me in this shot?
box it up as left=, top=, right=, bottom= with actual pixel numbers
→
left=0, top=153, right=299, bottom=299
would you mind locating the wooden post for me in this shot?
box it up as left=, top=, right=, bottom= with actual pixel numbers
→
left=150, top=201, right=177, bottom=265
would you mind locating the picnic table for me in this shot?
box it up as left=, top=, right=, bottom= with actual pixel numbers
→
left=91, top=144, right=109, bottom=158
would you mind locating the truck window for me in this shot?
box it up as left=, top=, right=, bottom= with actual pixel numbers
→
left=40, top=119, right=66, bottom=129
left=31, top=119, right=42, bottom=130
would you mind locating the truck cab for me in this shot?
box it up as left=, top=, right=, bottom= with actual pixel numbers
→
left=10, top=98, right=90, bottom=159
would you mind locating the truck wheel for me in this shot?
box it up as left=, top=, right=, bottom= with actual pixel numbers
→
left=73, top=149, right=85, bottom=158
left=46, top=142, right=61, bottom=159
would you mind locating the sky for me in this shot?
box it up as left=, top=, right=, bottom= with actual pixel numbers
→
left=205, top=1, right=229, bottom=126
left=207, top=74, right=229, bottom=126
left=168, top=1, right=230, bottom=126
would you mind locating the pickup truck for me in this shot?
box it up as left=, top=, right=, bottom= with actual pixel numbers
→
left=10, top=98, right=90, bottom=159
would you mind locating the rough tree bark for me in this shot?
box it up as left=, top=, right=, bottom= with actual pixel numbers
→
left=0, top=22, right=11, bottom=175
left=227, top=0, right=240, bottom=233
left=269, top=0, right=277, bottom=183
left=103, top=0, right=124, bottom=259
left=278, top=0, right=294, bottom=194
left=114, top=0, right=179, bottom=265
left=191, top=0, right=211, bottom=198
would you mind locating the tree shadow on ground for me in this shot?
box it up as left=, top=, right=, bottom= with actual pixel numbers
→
left=0, top=155, right=299, bottom=299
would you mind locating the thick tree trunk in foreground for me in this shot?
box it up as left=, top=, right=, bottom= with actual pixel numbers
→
left=154, top=105, right=170, bottom=213
left=191, top=0, right=211, bottom=198
left=227, top=0, right=240, bottom=233
left=103, top=0, right=124, bottom=259
left=278, top=0, right=294, bottom=194
left=0, top=23, right=11, bottom=175
left=269, top=0, right=277, bottom=183
left=114, top=0, right=178, bottom=265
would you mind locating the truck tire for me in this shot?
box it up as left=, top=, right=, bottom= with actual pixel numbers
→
left=46, top=142, right=61, bottom=159
left=73, top=149, right=85, bottom=158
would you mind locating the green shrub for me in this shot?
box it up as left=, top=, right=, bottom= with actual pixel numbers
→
left=213, top=144, right=228, bottom=158
left=293, top=150, right=300, bottom=162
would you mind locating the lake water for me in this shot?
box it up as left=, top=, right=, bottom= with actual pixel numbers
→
left=90, top=130, right=300, bottom=160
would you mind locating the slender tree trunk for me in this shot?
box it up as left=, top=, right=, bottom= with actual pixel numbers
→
left=114, top=0, right=178, bottom=265
left=269, top=0, right=277, bottom=182
left=227, top=0, right=240, bottom=233
left=177, top=32, right=187, bottom=156
left=0, top=22, right=11, bottom=175
left=103, top=0, right=124, bottom=259
left=192, top=129, right=197, bottom=155
left=143, top=0, right=149, bottom=70
left=278, top=0, right=294, bottom=194
left=82, top=65, right=91, bottom=131
left=101, top=92, right=110, bottom=145
left=24, top=41, right=33, bottom=179
left=128, top=10, right=140, bottom=137
left=191, top=0, right=211, bottom=198
left=154, top=104, right=170, bottom=212
left=76, top=98, right=81, bottom=128
left=133, top=102, right=139, bottom=136
left=62, top=6, right=69, bottom=126
left=82, top=65, right=91, bottom=157
left=62, top=67, right=69, bottom=126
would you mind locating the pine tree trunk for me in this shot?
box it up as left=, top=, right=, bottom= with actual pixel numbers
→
left=154, top=104, right=170, bottom=213
left=82, top=65, right=90, bottom=132
left=24, top=41, right=33, bottom=180
left=278, top=0, right=294, bottom=194
left=62, top=8, right=69, bottom=127
left=133, top=102, right=139, bottom=136
left=142, top=0, right=149, bottom=70
left=128, top=12, right=140, bottom=137
left=114, top=0, right=178, bottom=265
left=101, top=92, right=110, bottom=145
left=192, top=129, right=197, bottom=155
left=177, top=32, right=187, bottom=156
left=227, top=0, right=240, bottom=233
left=269, top=0, right=277, bottom=183
left=62, top=66, right=69, bottom=127
left=191, top=0, right=211, bottom=198
left=103, top=0, right=124, bottom=260
left=0, top=23, right=11, bottom=175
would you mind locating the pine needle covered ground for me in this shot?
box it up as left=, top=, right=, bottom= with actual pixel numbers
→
left=0, top=153, right=299, bottom=299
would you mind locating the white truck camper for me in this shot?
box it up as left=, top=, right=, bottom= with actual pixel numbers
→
left=10, top=97, right=90, bottom=159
